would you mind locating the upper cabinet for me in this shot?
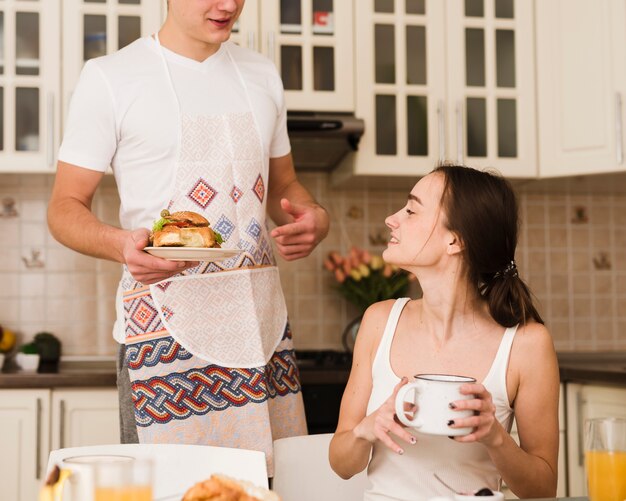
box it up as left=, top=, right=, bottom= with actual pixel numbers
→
left=0, top=0, right=162, bottom=174
left=335, top=0, right=536, bottom=181
left=231, top=0, right=354, bottom=111
left=61, top=0, right=163, bottom=126
left=0, top=0, right=60, bottom=173
left=536, top=0, right=626, bottom=178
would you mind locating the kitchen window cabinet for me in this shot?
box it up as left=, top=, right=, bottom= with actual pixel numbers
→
left=335, top=0, right=536, bottom=182
left=231, top=0, right=354, bottom=111
left=0, top=387, right=119, bottom=501
left=0, top=0, right=60, bottom=173
left=61, top=0, right=163, bottom=126
left=536, top=0, right=626, bottom=178
left=0, top=0, right=161, bottom=174
left=565, top=383, right=626, bottom=496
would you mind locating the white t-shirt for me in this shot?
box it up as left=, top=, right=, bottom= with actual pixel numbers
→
left=59, top=36, right=291, bottom=231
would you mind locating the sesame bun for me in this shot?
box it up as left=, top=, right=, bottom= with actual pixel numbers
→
left=168, top=211, right=209, bottom=227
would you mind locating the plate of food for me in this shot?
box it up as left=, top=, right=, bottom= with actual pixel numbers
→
left=144, top=209, right=241, bottom=262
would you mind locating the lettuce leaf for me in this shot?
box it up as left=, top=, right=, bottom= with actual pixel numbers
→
left=214, top=231, right=224, bottom=245
left=152, top=217, right=171, bottom=233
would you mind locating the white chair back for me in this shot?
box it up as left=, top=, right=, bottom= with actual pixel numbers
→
left=46, top=443, right=268, bottom=500
left=272, top=434, right=368, bottom=501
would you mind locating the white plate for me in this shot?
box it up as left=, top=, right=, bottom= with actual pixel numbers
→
left=144, top=247, right=241, bottom=262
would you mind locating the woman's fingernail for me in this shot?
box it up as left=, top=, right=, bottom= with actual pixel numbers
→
left=449, top=402, right=457, bottom=409
left=410, top=437, right=416, bottom=444
left=398, top=449, right=404, bottom=455
left=448, top=436, right=455, bottom=440
left=447, top=420, right=454, bottom=426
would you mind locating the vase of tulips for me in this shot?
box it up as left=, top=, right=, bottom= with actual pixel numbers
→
left=323, top=247, right=413, bottom=350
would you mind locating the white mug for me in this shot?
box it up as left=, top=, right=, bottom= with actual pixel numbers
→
left=54, top=454, right=134, bottom=501
left=395, top=374, right=476, bottom=436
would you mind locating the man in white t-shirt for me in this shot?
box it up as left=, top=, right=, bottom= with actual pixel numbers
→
left=48, top=0, right=329, bottom=474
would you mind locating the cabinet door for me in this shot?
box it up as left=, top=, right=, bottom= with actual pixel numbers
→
left=446, top=0, right=536, bottom=178
left=61, top=0, right=163, bottom=124
left=261, top=0, right=354, bottom=111
left=51, top=388, right=120, bottom=450
left=0, top=0, right=60, bottom=173
left=0, top=389, right=51, bottom=501
left=566, top=383, right=626, bottom=496
left=536, top=0, right=626, bottom=177
left=351, top=0, right=447, bottom=176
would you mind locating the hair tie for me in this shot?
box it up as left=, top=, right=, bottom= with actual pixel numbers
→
left=494, top=260, right=518, bottom=279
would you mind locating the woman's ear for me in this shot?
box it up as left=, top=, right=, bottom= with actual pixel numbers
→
left=446, top=234, right=464, bottom=255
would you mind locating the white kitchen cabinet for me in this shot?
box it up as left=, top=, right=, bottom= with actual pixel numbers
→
left=231, top=0, right=354, bottom=111
left=536, top=0, right=626, bottom=178
left=501, top=384, right=566, bottom=499
left=0, top=387, right=119, bottom=501
left=0, top=389, right=51, bottom=501
left=335, top=0, right=536, bottom=182
left=61, top=0, right=163, bottom=125
left=565, top=383, right=626, bottom=497
left=0, top=0, right=161, bottom=174
left=51, top=388, right=120, bottom=450
left=0, top=0, right=61, bottom=173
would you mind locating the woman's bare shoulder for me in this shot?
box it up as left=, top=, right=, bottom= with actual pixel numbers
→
left=354, top=299, right=404, bottom=352
left=511, top=321, right=558, bottom=371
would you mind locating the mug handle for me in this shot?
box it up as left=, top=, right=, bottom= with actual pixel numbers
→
left=394, top=382, right=423, bottom=428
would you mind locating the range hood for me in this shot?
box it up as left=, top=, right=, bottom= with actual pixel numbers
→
left=287, top=112, right=365, bottom=171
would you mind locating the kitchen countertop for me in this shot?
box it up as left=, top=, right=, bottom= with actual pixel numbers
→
left=1, top=351, right=625, bottom=389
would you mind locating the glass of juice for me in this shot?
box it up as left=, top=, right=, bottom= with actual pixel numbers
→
left=94, top=457, right=153, bottom=501
left=584, top=417, right=626, bottom=501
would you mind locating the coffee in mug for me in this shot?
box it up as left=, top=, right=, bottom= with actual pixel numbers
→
left=394, top=374, right=476, bottom=436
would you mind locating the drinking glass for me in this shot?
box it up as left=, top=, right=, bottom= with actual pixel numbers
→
left=584, top=417, right=626, bottom=501
left=94, top=457, right=153, bottom=501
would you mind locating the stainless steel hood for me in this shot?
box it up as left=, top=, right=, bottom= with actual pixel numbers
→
left=287, top=112, right=365, bottom=171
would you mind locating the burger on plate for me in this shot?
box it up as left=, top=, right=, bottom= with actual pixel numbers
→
left=149, top=209, right=224, bottom=248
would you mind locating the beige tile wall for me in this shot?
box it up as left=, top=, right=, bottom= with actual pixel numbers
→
left=0, top=172, right=625, bottom=357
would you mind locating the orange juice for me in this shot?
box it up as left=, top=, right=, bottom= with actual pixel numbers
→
left=94, top=485, right=153, bottom=501
left=585, top=450, right=626, bottom=501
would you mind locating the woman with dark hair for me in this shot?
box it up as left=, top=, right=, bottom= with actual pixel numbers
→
left=329, top=165, right=559, bottom=500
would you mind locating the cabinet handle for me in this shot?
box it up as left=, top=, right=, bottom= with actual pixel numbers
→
left=267, top=32, right=276, bottom=66
left=47, top=93, right=55, bottom=168
left=576, top=390, right=586, bottom=466
left=60, top=399, right=66, bottom=449
left=456, top=100, right=464, bottom=164
left=616, top=93, right=623, bottom=165
left=36, top=398, right=42, bottom=480
left=247, top=32, right=256, bottom=51
left=437, top=100, right=446, bottom=163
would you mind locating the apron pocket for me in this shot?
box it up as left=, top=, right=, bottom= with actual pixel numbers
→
left=149, top=266, right=287, bottom=368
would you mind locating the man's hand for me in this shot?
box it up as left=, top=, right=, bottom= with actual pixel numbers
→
left=122, top=228, right=198, bottom=284
left=270, top=198, right=329, bottom=261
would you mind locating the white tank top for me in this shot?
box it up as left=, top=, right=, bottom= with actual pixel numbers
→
left=365, top=298, right=517, bottom=501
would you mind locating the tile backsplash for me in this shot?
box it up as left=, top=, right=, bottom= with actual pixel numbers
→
left=0, top=172, right=625, bottom=357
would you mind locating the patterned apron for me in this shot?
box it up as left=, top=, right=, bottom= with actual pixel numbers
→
left=121, top=35, right=307, bottom=475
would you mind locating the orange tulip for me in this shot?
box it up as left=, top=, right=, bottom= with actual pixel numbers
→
left=334, top=269, right=346, bottom=283
left=323, top=258, right=335, bottom=271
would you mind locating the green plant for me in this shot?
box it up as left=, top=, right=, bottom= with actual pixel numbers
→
left=323, top=247, right=414, bottom=313
left=19, top=342, right=38, bottom=355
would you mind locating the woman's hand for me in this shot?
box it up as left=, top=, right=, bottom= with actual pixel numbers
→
left=353, top=377, right=417, bottom=454
left=448, top=383, right=504, bottom=447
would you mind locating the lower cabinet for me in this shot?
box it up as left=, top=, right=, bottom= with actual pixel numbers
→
left=0, top=387, right=119, bottom=501
left=501, top=384, right=566, bottom=499
left=566, top=383, right=626, bottom=496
